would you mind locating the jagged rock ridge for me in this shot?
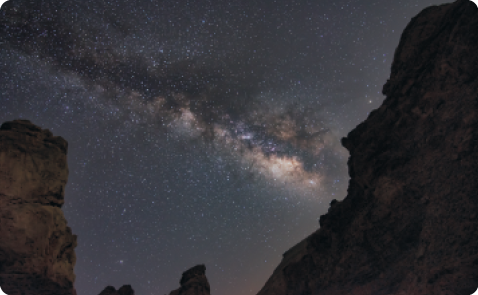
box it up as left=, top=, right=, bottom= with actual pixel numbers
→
left=256, top=0, right=478, bottom=294
left=0, top=120, right=77, bottom=295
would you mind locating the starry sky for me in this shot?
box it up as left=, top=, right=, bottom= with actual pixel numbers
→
left=0, top=0, right=448, bottom=294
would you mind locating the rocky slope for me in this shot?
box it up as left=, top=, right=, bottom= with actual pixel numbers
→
left=0, top=120, right=77, bottom=295
left=256, top=0, right=478, bottom=294
left=169, top=265, right=210, bottom=295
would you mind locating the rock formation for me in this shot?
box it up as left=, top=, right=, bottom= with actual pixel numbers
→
left=256, top=0, right=478, bottom=294
left=97, top=285, right=135, bottom=295
left=169, top=264, right=210, bottom=295
left=0, top=120, right=77, bottom=295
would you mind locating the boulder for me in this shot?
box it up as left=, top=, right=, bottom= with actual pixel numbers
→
left=169, top=265, right=210, bottom=295
left=98, top=285, right=135, bottom=295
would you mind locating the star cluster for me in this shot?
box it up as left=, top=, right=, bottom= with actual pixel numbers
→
left=0, top=0, right=447, bottom=294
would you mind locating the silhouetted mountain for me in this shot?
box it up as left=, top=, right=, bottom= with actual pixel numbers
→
left=256, top=0, right=478, bottom=294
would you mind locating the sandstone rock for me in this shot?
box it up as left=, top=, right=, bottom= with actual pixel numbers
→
left=256, top=0, right=478, bottom=294
left=169, top=265, right=210, bottom=295
left=0, top=120, right=77, bottom=295
left=98, top=285, right=135, bottom=295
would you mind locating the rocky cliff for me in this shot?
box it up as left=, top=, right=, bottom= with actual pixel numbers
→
left=256, top=0, right=478, bottom=294
left=169, top=265, right=210, bottom=295
left=0, top=120, right=77, bottom=295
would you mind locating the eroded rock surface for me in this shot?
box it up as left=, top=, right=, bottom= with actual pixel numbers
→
left=169, top=265, right=210, bottom=295
left=257, top=0, right=478, bottom=294
left=0, top=120, right=77, bottom=295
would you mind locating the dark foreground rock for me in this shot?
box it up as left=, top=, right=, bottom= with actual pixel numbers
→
left=97, top=285, right=135, bottom=295
left=169, top=265, right=210, bottom=295
left=0, top=120, right=77, bottom=295
left=256, top=0, right=478, bottom=294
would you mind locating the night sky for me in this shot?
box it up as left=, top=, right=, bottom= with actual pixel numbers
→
left=0, top=0, right=448, bottom=294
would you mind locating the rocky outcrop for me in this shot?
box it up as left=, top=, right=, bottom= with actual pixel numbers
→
left=97, top=285, right=135, bottom=295
left=0, top=120, right=77, bottom=295
left=256, top=0, right=478, bottom=294
left=169, top=265, right=210, bottom=295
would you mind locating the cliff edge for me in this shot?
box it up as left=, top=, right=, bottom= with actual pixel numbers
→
left=257, top=0, right=478, bottom=294
left=0, top=120, right=77, bottom=295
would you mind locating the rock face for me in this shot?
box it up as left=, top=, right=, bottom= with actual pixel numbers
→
left=97, top=285, right=135, bottom=295
left=0, top=120, right=77, bottom=295
left=169, top=265, right=210, bottom=295
left=256, top=0, right=478, bottom=294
